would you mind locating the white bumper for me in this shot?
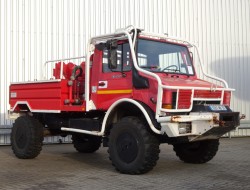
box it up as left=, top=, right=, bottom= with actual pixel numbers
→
left=159, top=112, right=220, bottom=138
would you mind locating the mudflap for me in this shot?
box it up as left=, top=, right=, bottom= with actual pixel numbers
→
left=191, top=112, right=240, bottom=141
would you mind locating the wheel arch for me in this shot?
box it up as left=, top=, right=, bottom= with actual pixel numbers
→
left=102, top=98, right=161, bottom=136
left=10, top=101, right=61, bottom=113
left=10, top=101, right=31, bottom=112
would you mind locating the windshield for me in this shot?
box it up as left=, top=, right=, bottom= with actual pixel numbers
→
left=137, top=39, right=194, bottom=75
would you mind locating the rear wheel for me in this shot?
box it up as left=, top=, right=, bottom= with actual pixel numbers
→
left=11, top=116, right=44, bottom=159
left=108, top=116, right=160, bottom=174
left=72, top=133, right=102, bottom=153
left=173, top=139, right=219, bottom=164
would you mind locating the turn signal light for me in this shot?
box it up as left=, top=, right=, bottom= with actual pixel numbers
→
left=162, top=104, right=172, bottom=109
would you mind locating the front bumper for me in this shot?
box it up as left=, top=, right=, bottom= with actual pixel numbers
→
left=159, top=112, right=240, bottom=141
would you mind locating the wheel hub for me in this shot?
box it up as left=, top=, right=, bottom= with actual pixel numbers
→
left=116, top=132, right=139, bottom=163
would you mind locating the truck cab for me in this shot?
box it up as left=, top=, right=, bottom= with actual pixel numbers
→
left=9, top=26, right=241, bottom=174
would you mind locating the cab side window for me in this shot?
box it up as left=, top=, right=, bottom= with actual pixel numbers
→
left=103, top=43, right=131, bottom=72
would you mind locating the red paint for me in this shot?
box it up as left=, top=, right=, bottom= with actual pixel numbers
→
left=178, top=90, right=192, bottom=109
left=10, top=80, right=85, bottom=112
left=223, top=91, right=231, bottom=106
left=9, top=37, right=230, bottom=114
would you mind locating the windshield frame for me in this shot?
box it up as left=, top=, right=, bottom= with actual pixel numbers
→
left=136, top=37, right=195, bottom=76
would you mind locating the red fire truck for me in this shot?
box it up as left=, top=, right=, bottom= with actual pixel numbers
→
left=9, top=26, right=241, bottom=174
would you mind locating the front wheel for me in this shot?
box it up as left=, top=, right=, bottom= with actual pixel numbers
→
left=173, top=139, right=219, bottom=164
left=11, top=116, right=44, bottom=159
left=108, top=116, right=160, bottom=174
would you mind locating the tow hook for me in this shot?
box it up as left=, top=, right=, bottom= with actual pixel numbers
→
left=213, top=115, right=226, bottom=126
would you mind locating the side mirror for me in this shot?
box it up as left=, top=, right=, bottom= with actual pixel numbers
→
left=107, top=40, right=118, bottom=69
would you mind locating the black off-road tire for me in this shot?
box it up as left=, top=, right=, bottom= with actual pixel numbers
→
left=72, top=133, right=102, bottom=153
left=108, top=116, right=160, bottom=174
left=11, top=116, right=44, bottom=159
left=173, top=139, right=219, bottom=164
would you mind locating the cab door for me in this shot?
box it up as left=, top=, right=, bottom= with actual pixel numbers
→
left=91, top=42, right=133, bottom=110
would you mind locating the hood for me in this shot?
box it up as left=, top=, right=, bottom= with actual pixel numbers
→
left=161, top=77, right=220, bottom=88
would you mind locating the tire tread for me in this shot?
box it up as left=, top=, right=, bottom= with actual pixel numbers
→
left=11, top=116, right=44, bottom=159
left=173, top=139, right=219, bottom=164
left=108, top=116, right=160, bottom=174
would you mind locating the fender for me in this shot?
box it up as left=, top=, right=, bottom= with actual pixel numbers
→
left=101, top=98, right=162, bottom=135
left=62, top=98, right=162, bottom=136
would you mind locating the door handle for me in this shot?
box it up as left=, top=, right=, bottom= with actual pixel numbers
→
left=98, top=81, right=108, bottom=88
left=99, top=82, right=106, bottom=87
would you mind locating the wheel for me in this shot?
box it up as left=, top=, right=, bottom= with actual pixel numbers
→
left=108, top=116, right=160, bottom=174
left=173, top=139, right=219, bottom=164
left=72, top=133, right=102, bottom=153
left=11, top=116, right=44, bottom=159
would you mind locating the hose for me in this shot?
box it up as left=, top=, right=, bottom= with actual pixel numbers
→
left=70, top=66, right=83, bottom=80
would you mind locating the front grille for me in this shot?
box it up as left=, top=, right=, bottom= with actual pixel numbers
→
left=178, top=90, right=192, bottom=109
left=172, top=90, right=223, bottom=110
left=194, top=90, right=222, bottom=98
